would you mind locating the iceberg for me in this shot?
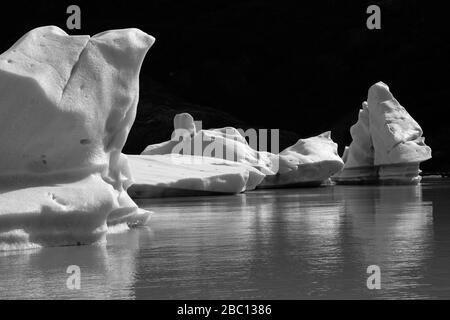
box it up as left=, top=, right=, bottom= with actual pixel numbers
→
left=127, top=154, right=265, bottom=198
left=333, top=82, right=431, bottom=184
left=258, top=132, right=344, bottom=188
left=0, top=26, right=154, bottom=249
left=142, top=112, right=277, bottom=175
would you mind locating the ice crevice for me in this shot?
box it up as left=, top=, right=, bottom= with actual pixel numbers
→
left=59, top=37, right=89, bottom=101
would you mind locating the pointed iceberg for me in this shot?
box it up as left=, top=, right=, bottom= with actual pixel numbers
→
left=333, top=82, right=431, bottom=184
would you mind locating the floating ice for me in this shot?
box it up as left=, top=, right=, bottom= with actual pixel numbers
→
left=127, top=154, right=265, bottom=198
left=333, top=82, right=431, bottom=184
left=0, top=26, right=154, bottom=249
left=142, top=113, right=343, bottom=188
left=142, top=112, right=277, bottom=175
left=258, top=132, right=344, bottom=188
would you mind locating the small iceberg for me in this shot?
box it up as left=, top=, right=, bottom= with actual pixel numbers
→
left=258, top=132, right=344, bottom=188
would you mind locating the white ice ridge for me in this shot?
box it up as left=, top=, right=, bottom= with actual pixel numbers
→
left=0, top=26, right=155, bottom=250
left=333, top=82, right=432, bottom=184
left=127, top=154, right=265, bottom=198
left=141, top=113, right=343, bottom=188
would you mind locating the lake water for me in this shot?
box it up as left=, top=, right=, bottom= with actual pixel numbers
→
left=1, top=178, right=450, bottom=299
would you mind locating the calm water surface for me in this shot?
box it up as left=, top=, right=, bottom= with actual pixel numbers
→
left=1, top=179, right=450, bottom=299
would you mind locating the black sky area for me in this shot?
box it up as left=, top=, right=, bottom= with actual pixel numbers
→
left=0, top=1, right=449, bottom=172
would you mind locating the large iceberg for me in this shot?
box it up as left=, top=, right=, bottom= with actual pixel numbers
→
left=333, top=82, right=431, bottom=184
left=127, top=154, right=265, bottom=198
left=141, top=113, right=343, bottom=188
left=0, top=26, right=154, bottom=249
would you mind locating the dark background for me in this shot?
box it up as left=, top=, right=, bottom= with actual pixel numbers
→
left=0, top=0, right=448, bottom=173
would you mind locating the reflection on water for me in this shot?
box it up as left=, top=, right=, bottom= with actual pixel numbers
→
left=1, top=179, right=450, bottom=299
left=0, top=228, right=149, bottom=299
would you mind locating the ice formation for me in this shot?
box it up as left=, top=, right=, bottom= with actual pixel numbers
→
left=142, top=112, right=277, bottom=175
left=127, top=154, right=265, bottom=198
left=333, top=82, right=431, bottom=184
left=0, top=26, right=154, bottom=249
left=142, top=113, right=343, bottom=188
left=258, top=132, right=344, bottom=188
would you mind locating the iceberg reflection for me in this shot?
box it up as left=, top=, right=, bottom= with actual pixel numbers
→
left=0, top=227, right=148, bottom=299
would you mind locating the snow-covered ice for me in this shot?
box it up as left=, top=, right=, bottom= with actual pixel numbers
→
left=127, top=154, right=265, bottom=198
left=333, top=82, right=431, bottom=184
left=0, top=26, right=154, bottom=250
